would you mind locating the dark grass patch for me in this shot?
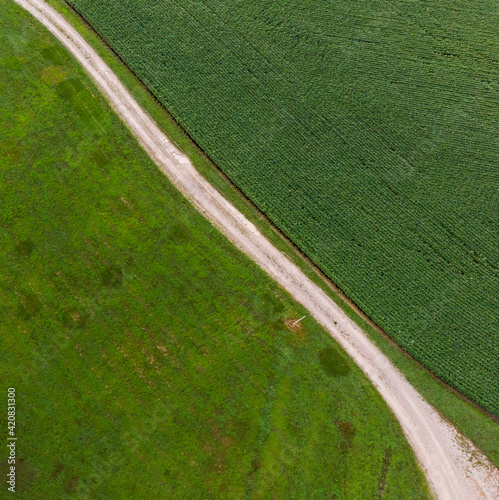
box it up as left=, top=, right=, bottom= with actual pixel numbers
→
left=169, top=224, right=190, bottom=244
left=318, top=347, right=350, bottom=377
left=41, top=45, right=68, bottom=65
left=232, top=418, right=250, bottom=442
left=335, top=420, right=356, bottom=452
left=55, top=77, right=84, bottom=98
left=0, top=139, right=22, bottom=163
left=0, top=459, right=35, bottom=492
left=19, top=292, right=41, bottom=318
left=378, top=448, right=392, bottom=499
left=63, top=475, right=79, bottom=494
left=251, top=458, right=261, bottom=473
left=16, top=240, right=34, bottom=256
left=53, top=161, right=69, bottom=172
left=100, top=265, right=123, bottom=287
left=16, top=459, right=37, bottom=492
left=55, top=78, right=108, bottom=132
left=89, top=149, right=109, bottom=167
left=50, top=464, right=64, bottom=479
left=109, top=197, right=131, bottom=216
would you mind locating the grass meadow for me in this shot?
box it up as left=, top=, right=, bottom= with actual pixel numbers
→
left=65, top=0, right=499, bottom=416
left=0, top=2, right=430, bottom=498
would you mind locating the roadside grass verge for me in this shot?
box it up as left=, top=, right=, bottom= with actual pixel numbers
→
left=0, top=2, right=430, bottom=498
left=42, top=0, right=499, bottom=468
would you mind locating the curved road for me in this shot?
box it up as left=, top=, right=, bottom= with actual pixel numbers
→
left=14, top=0, right=499, bottom=498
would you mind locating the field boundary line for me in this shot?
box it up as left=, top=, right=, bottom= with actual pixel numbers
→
left=13, top=0, right=499, bottom=498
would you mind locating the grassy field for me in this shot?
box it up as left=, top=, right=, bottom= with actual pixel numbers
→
left=64, top=0, right=499, bottom=416
left=0, top=2, right=431, bottom=498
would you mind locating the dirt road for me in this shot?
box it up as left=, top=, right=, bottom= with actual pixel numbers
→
left=14, top=0, right=499, bottom=497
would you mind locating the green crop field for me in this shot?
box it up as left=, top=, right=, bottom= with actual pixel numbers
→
left=64, top=0, right=499, bottom=416
left=0, top=2, right=430, bottom=498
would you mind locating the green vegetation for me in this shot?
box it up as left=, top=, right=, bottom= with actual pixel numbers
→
left=43, top=0, right=499, bottom=469
left=65, top=0, right=499, bottom=416
left=0, top=3, right=430, bottom=498
left=45, top=0, right=499, bottom=468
